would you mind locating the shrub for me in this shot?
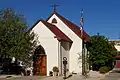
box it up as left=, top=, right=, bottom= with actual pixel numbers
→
left=99, top=66, right=109, bottom=74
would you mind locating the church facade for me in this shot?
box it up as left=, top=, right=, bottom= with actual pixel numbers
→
left=30, top=11, right=89, bottom=76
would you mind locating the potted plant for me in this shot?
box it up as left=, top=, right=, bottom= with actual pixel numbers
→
left=49, top=71, right=53, bottom=76
left=52, top=66, right=59, bottom=76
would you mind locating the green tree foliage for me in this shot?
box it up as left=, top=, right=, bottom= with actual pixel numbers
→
left=0, top=8, right=37, bottom=64
left=86, top=34, right=117, bottom=71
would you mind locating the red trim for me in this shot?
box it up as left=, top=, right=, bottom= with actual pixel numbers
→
left=28, top=19, right=72, bottom=43
left=41, top=20, right=73, bottom=43
left=28, top=19, right=41, bottom=32
left=46, top=12, right=89, bottom=41
left=115, top=56, right=120, bottom=58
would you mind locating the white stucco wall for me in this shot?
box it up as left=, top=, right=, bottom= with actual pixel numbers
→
left=109, top=40, right=120, bottom=52
left=32, top=21, right=59, bottom=76
left=115, top=45, right=120, bottom=51
left=47, top=14, right=82, bottom=74
left=61, top=41, right=70, bottom=73
left=58, top=41, right=70, bottom=74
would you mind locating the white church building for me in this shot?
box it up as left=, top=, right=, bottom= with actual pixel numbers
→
left=30, top=11, right=89, bottom=76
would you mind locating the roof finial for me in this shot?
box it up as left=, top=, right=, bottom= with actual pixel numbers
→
left=51, top=4, right=59, bottom=12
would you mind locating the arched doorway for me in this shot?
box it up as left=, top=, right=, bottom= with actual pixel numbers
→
left=33, top=45, right=47, bottom=76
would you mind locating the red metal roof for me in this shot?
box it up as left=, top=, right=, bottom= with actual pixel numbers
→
left=115, top=56, right=120, bottom=58
left=46, top=12, right=89, bottom=41
left=115, top=60, right=120, bottom=68
left=28, top=19, right=72, bottom=43
left=41, top=20, right=73, bottom=43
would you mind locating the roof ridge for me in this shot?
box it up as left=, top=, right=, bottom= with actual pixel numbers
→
left=41, top=20, right=73, bottom=43
left=46, top=11, right=89, bottom=41
left=46, top=11, right=57, bottom=21
left=55, top=12, right=81, bottom=28
left=28, top=19, right=44, bottom=32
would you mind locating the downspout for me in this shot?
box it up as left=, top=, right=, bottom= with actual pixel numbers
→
left=58, top=41, right=60, bottom=74
left=60, top=41, right=62, bottom=75
left=58, top=41, right=62, bottom=75
left=68, top=42, right=70, bottom=72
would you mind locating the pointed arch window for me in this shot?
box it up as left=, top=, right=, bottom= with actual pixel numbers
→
left=52, top=18, right=57, bottom=23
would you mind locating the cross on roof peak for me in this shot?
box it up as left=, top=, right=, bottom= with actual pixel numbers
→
left=51, top=4, right=59, bottom=12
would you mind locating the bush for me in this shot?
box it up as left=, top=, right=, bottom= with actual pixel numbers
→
left=99, top=66, right=109, bottom=74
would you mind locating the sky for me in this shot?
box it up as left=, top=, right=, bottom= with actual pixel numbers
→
left=0, top=0, right=120, bottom=39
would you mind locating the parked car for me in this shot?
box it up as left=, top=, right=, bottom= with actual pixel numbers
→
left=0, top=58, right=26, bottom=75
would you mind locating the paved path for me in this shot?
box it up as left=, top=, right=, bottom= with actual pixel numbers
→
left=0, top=76, right=44, bottom=80
left=0, top=74, right=105, bottom=80
left=1, top=70, right=118, bottom=80
left=102, top=70, right=120, bottom=80
left=0, top=75, right=94, bottom=80
left=42, top=75, right=84, bottom=80
left=7, top=76, right=43, bottom=80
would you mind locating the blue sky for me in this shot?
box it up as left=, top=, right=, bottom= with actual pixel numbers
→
left=0, top=0, right=120, bottom=39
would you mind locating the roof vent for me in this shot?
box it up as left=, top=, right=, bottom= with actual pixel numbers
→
left=52, top=18, right=57, bottom=23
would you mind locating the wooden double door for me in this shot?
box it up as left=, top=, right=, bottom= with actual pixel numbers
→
left=33, top=45, right=47, bottom=76
left=33, top=55, right=47, bottom=76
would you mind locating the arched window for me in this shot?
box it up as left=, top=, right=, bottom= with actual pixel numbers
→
left=52, top=18, right=57, bottom=23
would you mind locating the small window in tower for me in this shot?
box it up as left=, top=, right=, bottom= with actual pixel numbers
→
left=52, top=18, right=57, bottom=23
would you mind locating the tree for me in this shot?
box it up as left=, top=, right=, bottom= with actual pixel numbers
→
left=0, top=8, right=38, bottom=66
left=86, top=34, right=117, bottom=71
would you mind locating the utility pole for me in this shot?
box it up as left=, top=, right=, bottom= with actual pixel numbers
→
left=82, top=38, right=86, bottom=76
left=80, top=9, right=87, bottom=76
